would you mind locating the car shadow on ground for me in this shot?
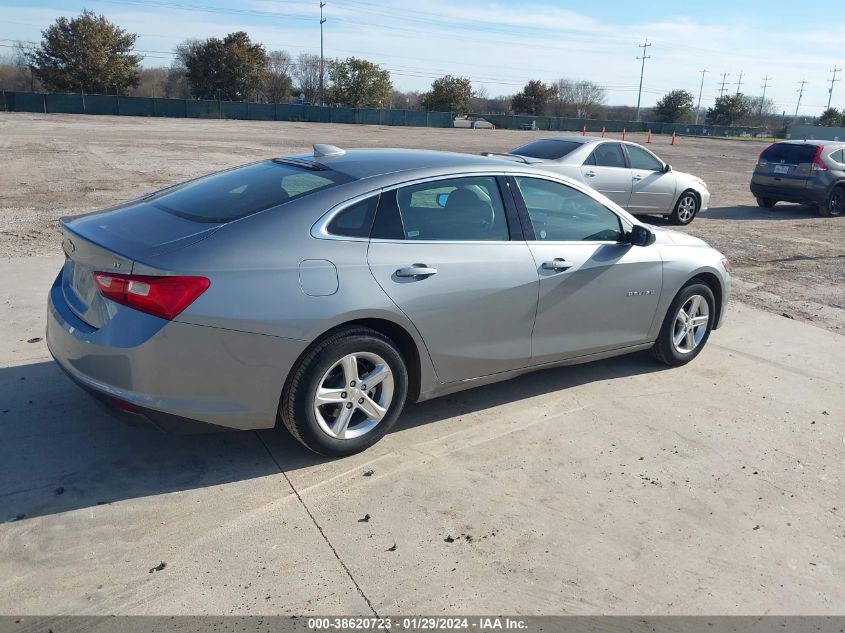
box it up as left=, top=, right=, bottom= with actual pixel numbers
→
left=1, top=352, right=668, bottom=522
left=696, top=204, right=821, bottom=221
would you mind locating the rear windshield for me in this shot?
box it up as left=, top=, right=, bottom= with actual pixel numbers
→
left=760, top=143, right=817, bottom=164
left=510, top=139, right=582, bottom=160
left=149, top=160, right=354, bottom=222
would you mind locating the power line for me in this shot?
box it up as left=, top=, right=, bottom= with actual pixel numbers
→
left=694, top=69, right=707, bottom=125
left=319, top=0, right=326, bottom=106
left=734, top=70, right=744, bottom=95
left=718, top=72, right=730, bottom=98
left=795, top=79, right=807, bottom=117
left=635, top=38, right=651, bottom=122
left=828, top=67, right=841, bottom=109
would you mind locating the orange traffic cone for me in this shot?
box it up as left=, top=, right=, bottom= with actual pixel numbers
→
left=671, top=130, right=676, bottom=145
left=647, top=129, right=652, bottom=144
left=601, top=127, right=606, bottom=138
left=622, top=128, right=626, bottom=141
left=581, top=125, right=586, bottom=136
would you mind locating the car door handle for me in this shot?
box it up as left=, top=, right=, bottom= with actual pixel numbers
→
left=633, top=174, right=644, bottom=181
left=584, top=171, right=597, bottom=177
left=542, top=258, right=573, bottom=271
left=395, top=264, right=438, bottom=278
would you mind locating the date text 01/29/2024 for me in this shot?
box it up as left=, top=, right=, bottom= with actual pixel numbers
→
left=306, top=617, right=528, bottom=630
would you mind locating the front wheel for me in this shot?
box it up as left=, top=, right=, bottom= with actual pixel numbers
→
left=280, top=327, right=408, bottom=456
left=669, top=191, right=699, bottom=225
left=650, top=282, right=715, bottom=366
left=819, top=186, right=844, bottom=217
left=756, top=196, right=777, bottom=208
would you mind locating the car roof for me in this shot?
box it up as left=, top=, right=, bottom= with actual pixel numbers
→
left=286, top=147, right=523, bottom=180
left=777, top=139, right=843, bottom=147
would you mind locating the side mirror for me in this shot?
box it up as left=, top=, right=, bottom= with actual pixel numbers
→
left=663, top=163, right=673, bottom=173
left=628, top=224, right=656, bottom=247
left=436, top=193, right=449, bottom=207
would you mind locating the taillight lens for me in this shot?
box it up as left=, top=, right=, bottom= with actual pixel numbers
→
left=811, top=145, right=828, bottom=172
left=92, top=272, right=210, bottom=320
left=757, top=143, right=775, bottom=167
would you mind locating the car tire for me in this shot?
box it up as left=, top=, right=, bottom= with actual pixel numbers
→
left=756, top=197, right=777, bottom=208
left=650, top=281, right=716, bottom=367
left=669, top=191, right=699, bottom=225
left=819, top=186, right=844, bottom=217
left=280, top=327, right=409, bottom=457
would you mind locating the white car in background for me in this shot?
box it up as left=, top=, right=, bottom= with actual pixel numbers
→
left=497, top=136, right=710, bottom=225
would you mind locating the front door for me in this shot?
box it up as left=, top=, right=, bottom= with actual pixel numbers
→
left=580, top=141, right=633, bottom=207
left=625, top=144, right=677, bottom=214
left=367, top=175, right=539, bottom=383
left=511, top=175, right=663, bottom=364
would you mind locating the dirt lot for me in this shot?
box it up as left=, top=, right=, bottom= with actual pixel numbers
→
left=2, top=112, right=843, bottom=333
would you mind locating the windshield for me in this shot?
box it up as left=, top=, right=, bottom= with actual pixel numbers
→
left=149, top=160, right=354, bottom=222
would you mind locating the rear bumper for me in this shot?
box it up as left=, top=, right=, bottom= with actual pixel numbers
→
left=749, top=181, right=827, bottom=205
left=47, top=272, right=309, bottom=432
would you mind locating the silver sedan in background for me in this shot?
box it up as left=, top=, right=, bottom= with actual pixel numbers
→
left=47, top=145, right=730, bottom=456
left=502, top=136, right=711, bottom=225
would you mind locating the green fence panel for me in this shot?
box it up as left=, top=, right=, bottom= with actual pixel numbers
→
left=248, top=103, right=275, bottom=120
left=9, top=92, right=44, bottom=112
left=354, top=108, right=379, bottom=125
left=0, top=91, right=6, bottom=111
left=119, top=96, right=153, bottom=117
left=83, top=94, right=116, bottom=115
left=186, top=100, right=221, bottom=118
left=427, top=112, right=452, bottom=127
left=153, top=98, right=186, bottom=118
left=44, top=93, right=83, bottom=114
left=221, top=101, right=247, bottom=119
left=275, top=104, right=301, bottom=122
left=329, top=107, right=355, bottom=124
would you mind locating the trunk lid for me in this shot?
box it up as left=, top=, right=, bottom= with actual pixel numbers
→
left=59, top=202, right=222, bottom=328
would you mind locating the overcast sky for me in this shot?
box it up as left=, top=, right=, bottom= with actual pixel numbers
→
left=1, top=0, right=842, bottom=114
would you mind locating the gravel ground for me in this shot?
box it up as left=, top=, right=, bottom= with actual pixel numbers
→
left=2, top=112, right=843, bottom=331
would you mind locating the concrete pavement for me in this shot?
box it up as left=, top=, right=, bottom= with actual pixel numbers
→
left=1, top=255, right=843, bottom=615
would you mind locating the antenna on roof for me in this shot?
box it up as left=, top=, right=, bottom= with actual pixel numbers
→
left=313, top=144, right=345, bottom=158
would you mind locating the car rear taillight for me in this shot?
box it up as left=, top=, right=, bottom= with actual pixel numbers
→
left=811, top=145, right=828, bottom=172
left=92, top=272, right=210, bottom=320
left=756, top=143, right=775, bottom=168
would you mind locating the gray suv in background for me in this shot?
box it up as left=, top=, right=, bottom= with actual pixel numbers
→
left=750, top=140, right=845, bottom=216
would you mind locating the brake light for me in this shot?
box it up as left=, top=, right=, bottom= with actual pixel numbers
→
left=92, top=272, right=210, bottom=320
left=757, top=143, right=775, bottom=167
left=811, top=145, right=827, bottom=172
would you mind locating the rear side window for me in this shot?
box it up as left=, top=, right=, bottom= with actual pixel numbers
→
left=327, top=195, right=379, bottom=238
left=585, top=143, right=627, bottom=168
left=828, top=148, right=845, bottom=164
left=150, top=160, right=353, bottom=222
left=760, top=143, right=817, bottom=164
left=510, top=139, right=582, bottom=160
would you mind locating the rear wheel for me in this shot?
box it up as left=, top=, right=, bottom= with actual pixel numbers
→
left=281, top=327, right=408, bottom=456
left=819, top=186, right=844, bottom=217
left=650, top=282, right=715, bottom=367
left=669, top=191, right=699, bottom=225
left=756, top=196, right=777, bottom=208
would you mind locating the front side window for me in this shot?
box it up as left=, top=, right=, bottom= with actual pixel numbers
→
left=149, top=160, right=353, bottom=223
left=626, top=145, right=664, bottom=171
left=392, top=177, right=510, bottom=241
left=585, top=143, right=627, bottom=168
left=515, top=177, right=623, bottom=242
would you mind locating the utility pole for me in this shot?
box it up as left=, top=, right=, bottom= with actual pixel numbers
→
left=734, top=70, right=744, bottom=95
left=795, top=79, right=807, bottom=118
left=760, top=75, right=771, bottom=116
left=718, top=73, right=730, bottom=98
left=319, top=0, right=326, bottom=106
left=694, top=69, right=707, bottom=125
left=827, top=67, right=842, bottom=109
left=635, top=39, right=651, bottom=122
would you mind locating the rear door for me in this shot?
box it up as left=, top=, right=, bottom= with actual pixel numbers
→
left=754, top=143, right=817, bottom=191
left=580, top=142, right=634, bottom=207
left=625, top=144, right=677, bottom=214
left=367, top=175, right=539, bottom=383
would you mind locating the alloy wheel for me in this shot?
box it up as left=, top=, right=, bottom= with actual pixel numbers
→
left=313, top=352, right=395, bottom=440
left=676, top=194, right=697, bottom=223
left=672, top=294, right=710, bottom=354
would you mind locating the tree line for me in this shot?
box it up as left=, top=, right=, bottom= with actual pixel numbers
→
left=2, top=9, right=842, bottom=127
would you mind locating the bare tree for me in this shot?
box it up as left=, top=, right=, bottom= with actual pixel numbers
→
left=555, top=79, right=606, bottom=118
left=470, top=84, right=489, bottom=112
left=263, top=50, right=293, bottom=103
left=390, top=89, right=421, bottom=110
left=0, top=41, right=38, bottom=91
left=293, top=52, right=324, bottom=104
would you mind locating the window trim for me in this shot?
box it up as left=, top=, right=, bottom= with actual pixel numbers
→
left=507, top=174, right=631, bottom=244
left=312, top=171, right=521, bottom=243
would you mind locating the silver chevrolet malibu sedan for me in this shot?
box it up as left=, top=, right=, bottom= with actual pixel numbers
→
left=47, top=145, right=731, bottom=456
